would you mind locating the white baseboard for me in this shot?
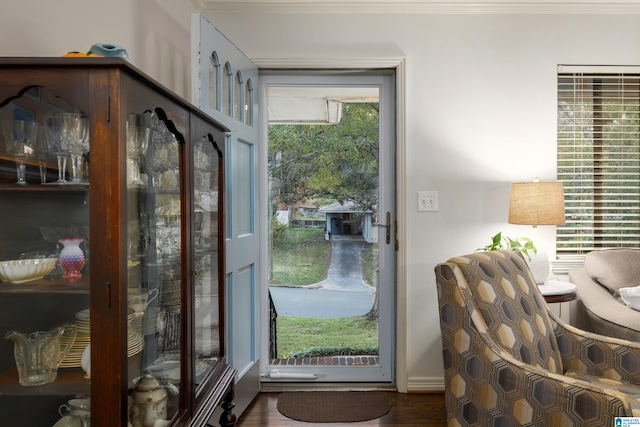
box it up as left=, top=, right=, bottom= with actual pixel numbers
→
left=407, top=376, right=444, bottom=392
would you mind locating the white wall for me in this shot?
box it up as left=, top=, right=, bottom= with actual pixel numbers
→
left=5, top=1, right=640, bottom=390
left=0, top=0, right=198, bottom=99
left=201, top=11, right=640, bottom=389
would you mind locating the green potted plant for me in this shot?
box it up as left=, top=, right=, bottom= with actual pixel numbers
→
left=477, top=231, right=537, bottom=261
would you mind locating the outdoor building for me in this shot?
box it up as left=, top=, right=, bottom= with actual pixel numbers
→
left=319, top=201, right=375, bottom=243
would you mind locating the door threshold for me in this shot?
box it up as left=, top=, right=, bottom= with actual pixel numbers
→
left=260, top=382, right=397, bottom=392
left=270, top=355, right=379, bottom=366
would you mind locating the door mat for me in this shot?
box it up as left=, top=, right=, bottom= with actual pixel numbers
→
left=277, top=391, right=392, bottom=423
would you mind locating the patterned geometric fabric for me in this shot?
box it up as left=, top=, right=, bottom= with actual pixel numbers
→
left=435, top=250, right=640, bottom=426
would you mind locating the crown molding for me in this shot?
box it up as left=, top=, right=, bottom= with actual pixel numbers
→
left=191, top=0, right=640, bottom=14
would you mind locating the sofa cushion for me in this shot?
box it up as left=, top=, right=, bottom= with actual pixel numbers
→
left=585, top=249, right=640, bottom=298
left=621, top=286, right=640, bottom=311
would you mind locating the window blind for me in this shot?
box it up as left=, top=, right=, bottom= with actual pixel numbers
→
left=557, top=69, right=640, bottom=255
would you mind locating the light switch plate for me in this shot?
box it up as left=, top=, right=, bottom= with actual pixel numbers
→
left=418, top=191, right=438, bottom=212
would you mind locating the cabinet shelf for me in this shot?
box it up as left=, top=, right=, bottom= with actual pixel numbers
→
left=0, top=277, right=89, bottom=294
left=127, top=186, right=180, bottom=195
left=0, top=368, right=90, bottom=396
left=0, top=184, right=89, bottom=192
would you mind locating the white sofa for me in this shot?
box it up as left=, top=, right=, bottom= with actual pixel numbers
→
left=569, top=248, right=640, bottom=341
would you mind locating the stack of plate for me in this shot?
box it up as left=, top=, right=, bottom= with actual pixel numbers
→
left=142, top=306, right=165, bottom=335
left=161, top=280, right=181, bottom=314
left=60, top=309, right=144, bottom=363
left=147, top=360, right=180, bottom=384
left=60, top=309, right=91, bottom=368
left=127, top=309, right=144, bottom=357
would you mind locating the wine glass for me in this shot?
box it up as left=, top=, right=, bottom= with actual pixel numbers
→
left=33, top=122, right=50, bottom=184
left=126, top=124, right=150, bottom=186
left=1, top=119, right=37, bottom=185
left=44, top=115, right=68, bottom=184
left=146, top=131, right=171, bottom=188
left=167, top=139, right=180, bottom=190
left=58, top=113, right=89, bottom=185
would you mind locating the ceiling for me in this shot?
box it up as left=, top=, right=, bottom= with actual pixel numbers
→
left=192, top=0, right=640, bottom=14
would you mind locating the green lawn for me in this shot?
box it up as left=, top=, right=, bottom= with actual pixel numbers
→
left=269, top=225, right=379, bottom=357
left=269, top=227, right=331, bottom=286
left=360, top=242, right=378, bottom=286
left=276, top=315, right=378, bottom=358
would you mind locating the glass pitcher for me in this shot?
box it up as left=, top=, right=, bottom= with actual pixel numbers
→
left=5, top=323, right=76, bottom=386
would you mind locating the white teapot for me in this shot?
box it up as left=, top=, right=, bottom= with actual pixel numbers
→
left=130, top=374, right=167, bottom=427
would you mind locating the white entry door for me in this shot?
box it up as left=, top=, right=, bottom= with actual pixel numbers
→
left=191, top=15, right=260, bottom=416
left=260, top=72, right=396, bottom=384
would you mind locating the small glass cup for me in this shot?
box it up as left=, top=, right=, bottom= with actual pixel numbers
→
left=19, top=251, right=50, bottom=260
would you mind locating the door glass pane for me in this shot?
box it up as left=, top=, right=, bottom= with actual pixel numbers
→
left=267, top=86, right=381, bottom=367
left=223, top=63, right=232, bottom=116
left=235, top=72, right=243, bottom=120
left=193, top=134, right=222, bottom=390
left=127, top=111, right=181, bottom=425
left=209, top=52, right=220, bottom=111
left=244, top=79, right=253, bottom=127
left=0, top=87, right=91, bottom=425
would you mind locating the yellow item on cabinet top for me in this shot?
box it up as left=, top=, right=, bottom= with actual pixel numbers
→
left=62, top=51, right=101, bottom=58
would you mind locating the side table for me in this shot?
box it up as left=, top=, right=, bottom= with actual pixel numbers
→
left=543, top=292, right=576, bottom=304
left=539, top=281, right=577, bottom=322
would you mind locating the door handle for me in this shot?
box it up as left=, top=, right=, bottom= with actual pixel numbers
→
left=372, top=211, right=391, bottom=245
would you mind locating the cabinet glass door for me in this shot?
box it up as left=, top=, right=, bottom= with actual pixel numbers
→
left=0, top=86, right=91, bottom=426
left=126, top=111, right=182, bottom=425
left=193, top=131, right=223, bottom=391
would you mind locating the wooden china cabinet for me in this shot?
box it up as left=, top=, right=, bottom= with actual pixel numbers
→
left=0, top=58, right=235, bottom=427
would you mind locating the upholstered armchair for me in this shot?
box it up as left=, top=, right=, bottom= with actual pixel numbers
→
left=435, top=250, right=640, bottom=426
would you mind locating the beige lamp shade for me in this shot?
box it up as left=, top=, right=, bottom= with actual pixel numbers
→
left=508, top=181, right=566, bottom=226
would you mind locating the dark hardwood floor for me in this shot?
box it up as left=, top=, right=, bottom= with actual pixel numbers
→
left=235, top=391, right=447, bottom=426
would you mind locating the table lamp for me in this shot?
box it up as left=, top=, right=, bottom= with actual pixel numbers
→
left=508, top=179, right=565, bottom=284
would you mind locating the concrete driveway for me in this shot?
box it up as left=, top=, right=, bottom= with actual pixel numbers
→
left=268, top=235, right=375, bottom=318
